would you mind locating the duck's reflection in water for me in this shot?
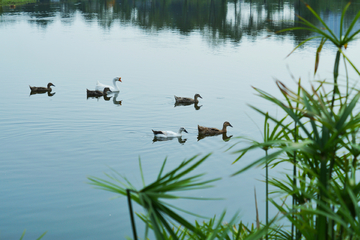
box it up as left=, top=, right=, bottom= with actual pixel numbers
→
left=87, top=92, right=122, bottom=105
left=30, top=91, right=56, bottom=97
left=110, top=92, right=122, bottom=105
left=197, top=132, right=233, bottom=142
left=152, top=136, right=187, bottom=145
left=87, top=95, right=109, bottom=101
left=174, top=102, right=202, bottom=110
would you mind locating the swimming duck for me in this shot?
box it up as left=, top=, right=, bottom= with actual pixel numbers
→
left=198, top=121, right=233, bottom=135
left=95, top=77, right=122, bottom=92
left=86, top=87, right=112, bottom=97
left=174, top=94, right=202, bottom=104
left=29, top=83, right=55, bottom=93
left=152, top=127, right=188, bottom=138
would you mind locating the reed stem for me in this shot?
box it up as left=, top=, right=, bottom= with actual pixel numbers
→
left=266, top=149, right=269, bottom=240
left=127, top=189, right=138, bottom=240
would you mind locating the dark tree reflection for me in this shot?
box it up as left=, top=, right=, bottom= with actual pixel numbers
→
left=2, top=0, right=360, bottom=45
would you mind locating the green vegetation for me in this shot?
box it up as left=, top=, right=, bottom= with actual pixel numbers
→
left=0, top=0, right=36, bottom=7
left=19, top=229, right=47, bottom=240
left=88, top=2, right=360, bottom=239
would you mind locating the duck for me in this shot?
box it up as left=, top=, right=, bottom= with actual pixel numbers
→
left=198, top=121, right=233, bottom=135
left=29, top=83, right=55, bottom=93
left=95, top=77, right=122, bottom=92
left=86, top=87, right=112, bottom=97
left=174, top=94, right=202, bottom=104
left=152, top=127, right=188, bottom=138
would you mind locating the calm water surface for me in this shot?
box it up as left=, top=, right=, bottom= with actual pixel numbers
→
left=1, top=0, right=360, bottom=239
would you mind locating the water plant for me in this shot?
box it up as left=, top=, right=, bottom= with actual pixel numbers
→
left=88, top=154, right=270, bottom=239
left=231, top=2, right=360, bottom=239
left=278, top=2, right=360, bottom=105
left=19, top=229, right=47, bottom=240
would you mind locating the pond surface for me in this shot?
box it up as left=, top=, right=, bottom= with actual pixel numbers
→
left=1, top=0, right=360, bottom=239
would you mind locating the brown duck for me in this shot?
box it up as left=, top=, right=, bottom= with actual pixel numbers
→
left=86, top=87, right=112, bottom=97
left=29, top=83, right=55, bottom=93
left=198, top=121, right=233, bottom=135
left=174, top=94, right=202, bottom=104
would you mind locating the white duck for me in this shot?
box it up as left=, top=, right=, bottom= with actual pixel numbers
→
left=152, top=127, right=188, bottom=138
left=95, top=77, right=122, bottom=92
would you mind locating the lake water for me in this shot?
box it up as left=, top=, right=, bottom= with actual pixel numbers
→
left=1, top=0, right=360, bottom=239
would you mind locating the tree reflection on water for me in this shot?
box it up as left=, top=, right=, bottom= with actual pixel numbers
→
left=2, top=0, right=359, bottom=45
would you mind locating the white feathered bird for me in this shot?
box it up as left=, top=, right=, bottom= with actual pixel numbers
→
left=152, top=127, right=188, bottom=138
left=95, top=77, right=122, bottom=92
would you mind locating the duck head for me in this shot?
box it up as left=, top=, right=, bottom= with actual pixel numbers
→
left=113, top=77, right=122, bottom=83
left=103, top=87, right=112, bottom=94
left=47, top=82, right=55, bottom=88
left=224, top=121, right=233, bottom=128
left=179, top=127, right=188, bottom=134
left=194, top=94, right=202, bottom=99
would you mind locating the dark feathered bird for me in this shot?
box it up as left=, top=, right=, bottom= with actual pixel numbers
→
left=174, top=94, right=202, bottom=104
left=87, top=87, right=112, bottom=97
left=29, top=83, right=55, bottom=93
left=198, top=121, right=232, bottom=135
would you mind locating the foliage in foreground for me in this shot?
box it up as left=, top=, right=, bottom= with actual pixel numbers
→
left=231, top=2, right=360, bottom=239
left=232, top=78, right=360, bottom=239
left=88, top=154, right=271, bottom=239
left=19, top=229, right=47, bottom=240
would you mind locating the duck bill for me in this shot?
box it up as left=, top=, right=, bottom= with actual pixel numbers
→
left=118, top=77, right=122, bottom=82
